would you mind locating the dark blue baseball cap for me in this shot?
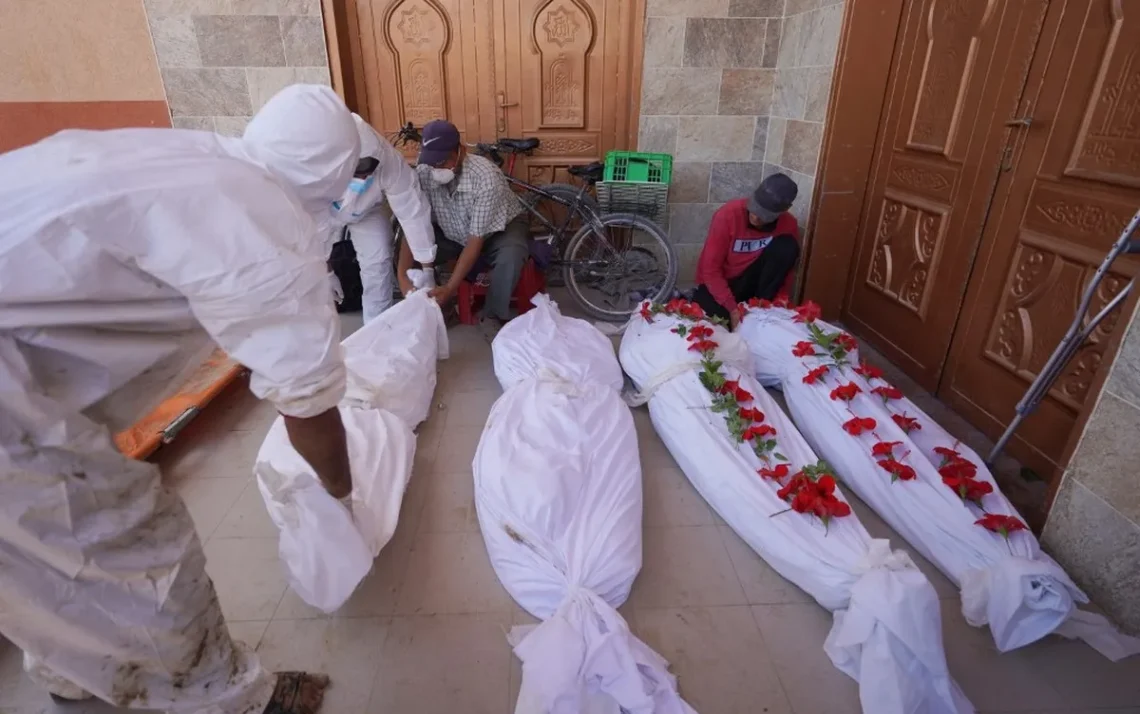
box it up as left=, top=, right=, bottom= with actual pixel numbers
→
left=417, top=119, right=461, bottom=166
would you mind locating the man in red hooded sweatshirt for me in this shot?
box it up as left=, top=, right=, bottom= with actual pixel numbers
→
left=692, top=173, right=800, bottom=329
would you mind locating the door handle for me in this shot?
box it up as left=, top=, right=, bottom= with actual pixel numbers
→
left=1004, top=116, right=1033, bottom=128
left=496, top=92, right=516, bottom=132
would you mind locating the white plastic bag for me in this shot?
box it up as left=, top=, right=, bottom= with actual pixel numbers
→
left=475, top=295, right=696, bottom=714
left=737, top=302, right=1140, bottom=660
left=620, top=302, right=972, bottom=714
left=254, top=291, right=448, bottom=612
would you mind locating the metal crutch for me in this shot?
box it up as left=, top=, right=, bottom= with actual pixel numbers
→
left=986, top=208, right=1140, bottom=467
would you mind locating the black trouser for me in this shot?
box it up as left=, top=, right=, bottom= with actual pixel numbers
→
left=693, top=234, right=800, bottom=320
left=427, top=216, right=530, bottom=321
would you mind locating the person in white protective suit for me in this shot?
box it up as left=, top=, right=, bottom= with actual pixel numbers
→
left=327, top=114, right=436, bottom=321
left=0, top=84, right=361, bottom=714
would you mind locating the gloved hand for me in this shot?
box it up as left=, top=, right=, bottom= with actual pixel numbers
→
left=329, top=273, right=344, bottom=304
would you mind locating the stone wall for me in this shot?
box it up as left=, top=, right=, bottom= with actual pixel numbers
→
left=144, top=0, right=330, bottom=136
left=638, top=0, right=844, bottom=283
left=1043, top=302, right=1140, bottom=634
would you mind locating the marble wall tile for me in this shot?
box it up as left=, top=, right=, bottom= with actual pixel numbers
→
left=752, top=116, right=769, bottom=160
left=647, top=0, right=731, bottom=17
left=171, top=116, right=216, bottom=130
left=719, top=69, right=775, bottom=115
left=709, top=161, right=766, bottom=202
left=773, top=67, right=808, bottom=118
left=670, top=162, right=712, bottom=203
left=676, top=243, right=706, bottom=284
left=669, top=203, right=722, bottom=244
left=213, top=115, right=251, bottom=136
left=195, top=15, right=286, bottom=67
left=765, top=116, right=787, bottom=165
left=638, top=116, right=679, bottom=154
left=1106, top=305, right=1140, bottom=409
left=162, top=67, right=251, bottom=116
left=803, top=66, right=834, bottom=121
left=1066, top=391, right=1140, bottom=524
left=800, top=3, right=843, bottom=67
left=280, top=15, right=327, bottom=66
left=1042, top=477, right=1140, bottom=634
left=786, top=0, right=821, bottom=14
left=776, top=11, right=804, bottom=68
left=145, top=0, right=231, bottom=16
left=729, top=0, right=784, bottom=17
left=149, top=14, right=202, bottom=68
left=763, top=17, right=782, bottom=67
left=676, top=116, right=756, bottom=161
left=684, top=18, right=769, bottom=68
left=246, top=66, right=328, bottom=111
left=781, top=119, right=823, bottom=174
left=644, top=17, right=685, bottom=68
left=641, top=69, right=721, bottom=115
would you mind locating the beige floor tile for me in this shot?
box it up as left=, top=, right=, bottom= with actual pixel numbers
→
left=417, top=470, right=480, bottom=533
left=175, top=477, right=247, bottom=541
left=257, top=617, right=389, bottom=713
left=212, top=481, right=278, bottom=539
left=718, top=526, right=814, bottom=605
left=936, top=598, right=1064, bottom=711
left=431, top=424, right=488, bottom=474
left=368, top=613, right=511, bottom=714
left=633, top=408, right=681, bottom=470
left=227, top=620, right=270, bottom=650
left=395, top=531, right=513, bottom=615
left=643, top=463, right=716, bottom=527
left=204, top=537, right=288, bottom=621
left=630, top=525, right=747, bottom=608
left=412, top=416, right=446, bottom=476
left=635, top=606, right=793, bottom=714
left=438, top=357, right=500, bottom=395
left=751, top=603, right=861, bottom=714
left=440, top=388, right=499, bottom=430
left=1022, top=635, right=1140, bottom=710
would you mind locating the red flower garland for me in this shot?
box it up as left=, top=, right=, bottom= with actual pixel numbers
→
left=975, top=513, right=1027, bottom=539
left=842, top=416, right=877, bottom=436
left=871, top=385, right=904, bottom=401
left=829, top=382, right=861, bottom=402
left=871, top=440, right=901, bottom=456
left=758, top=464, right=790, bottom=480
left=934, top=446, right=993, bottom=507
left=778, top=472, right=851, bottom=526
left=854, top=362, right=883, bottom=380
left=803, top=365, right=829, bottom=384
left=793, top=301, right=822, bottom=324
left=877, top=458, right=917, bottom=482
left=792, top=341, right=817, bottom=357
left=891, top=413, right=921, bottom=433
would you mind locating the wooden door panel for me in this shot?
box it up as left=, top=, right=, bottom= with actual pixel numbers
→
left=497, top=0, right=636, bottom=180
left=355, top=0, right=495, bottom=158
left=942, top=0, right=1140, bottom=475
left=842, top=0, right=1049, bottom=390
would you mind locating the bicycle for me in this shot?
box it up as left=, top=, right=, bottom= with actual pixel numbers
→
left=390, top=123, right=677, bottom=321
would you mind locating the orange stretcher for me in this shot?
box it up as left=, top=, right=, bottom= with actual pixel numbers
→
left=113, top=348, right=245, bottom=460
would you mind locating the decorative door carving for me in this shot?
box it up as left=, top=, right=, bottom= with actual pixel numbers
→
left=941, top=0, right=1140, bottom=476
left=348, top=0, right=640, bottom=173
left=842, top=0, right=1050, bottom=388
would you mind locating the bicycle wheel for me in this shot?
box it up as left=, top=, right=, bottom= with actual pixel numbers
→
left=561, top=212, right=677, bottom=322
left=521, top=183, right=596, bottom=237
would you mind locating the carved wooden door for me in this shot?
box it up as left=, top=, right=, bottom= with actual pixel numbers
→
left=841, top=0, right=1051, bottom=390
left=354, top=0, right=499, bottom=157
left=494, top=0, right=640, bottom=184
left=940, top=0, right=1140, bottom=476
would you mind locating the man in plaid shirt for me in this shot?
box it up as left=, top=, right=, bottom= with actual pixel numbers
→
left=397, top=119, right=528, bottom=336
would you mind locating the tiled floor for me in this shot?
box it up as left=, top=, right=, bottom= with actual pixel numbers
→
left=2, top=314, right=1139, bottom=714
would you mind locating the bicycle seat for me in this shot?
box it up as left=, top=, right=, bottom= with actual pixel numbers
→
left=568, top=161, right=605, bottom=182
left=497, top=137, right=540, bottom=152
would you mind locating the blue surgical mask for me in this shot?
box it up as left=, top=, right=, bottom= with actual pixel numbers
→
left=348, top=175, right=375, bottom=194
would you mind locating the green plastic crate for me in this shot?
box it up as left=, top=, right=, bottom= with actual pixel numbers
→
left=603, top=151, right=673, bottom=184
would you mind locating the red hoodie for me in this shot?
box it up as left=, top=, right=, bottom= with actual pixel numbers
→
left=695, top=198, right=799, bottom=312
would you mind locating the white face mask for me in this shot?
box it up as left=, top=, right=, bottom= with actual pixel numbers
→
left=430, top=167, right=455, bottom=185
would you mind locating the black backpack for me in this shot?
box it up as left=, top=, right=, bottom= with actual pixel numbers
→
left=329, top=227, right=363, bottom=313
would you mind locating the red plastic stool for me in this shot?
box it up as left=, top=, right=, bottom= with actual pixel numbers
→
left=457, top=257, right=546, bottom=325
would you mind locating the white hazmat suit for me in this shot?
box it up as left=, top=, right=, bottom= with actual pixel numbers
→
left=328, top=114, right=436, bottom=322
left=0, top=84, right=359, bottom=712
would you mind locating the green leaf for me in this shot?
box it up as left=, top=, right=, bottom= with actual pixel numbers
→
left=774, top=452, right=787, bottom=461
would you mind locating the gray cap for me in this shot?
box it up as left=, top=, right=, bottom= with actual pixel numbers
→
left=748, top=173, right=798, bottom=223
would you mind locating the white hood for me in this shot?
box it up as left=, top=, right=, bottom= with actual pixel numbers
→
left=243, top=84, right=360, bottom=222
left=352, top=113, right=383, bottom=161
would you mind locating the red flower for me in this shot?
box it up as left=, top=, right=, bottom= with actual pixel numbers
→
left=738, top=407, right=765, bottom=422
left=718, top=379, right=754, bottom=404
left=932, top=446, right=960, bottom=461
left=891, top=413, right=922, bottom=433
left=802, top=365, right=830, bottom=385
left=780, top=473, right=851, bottom=524
left=871, top=440, right=901, bottom=456
left=854, top=362, right=883, bottom=381
left=842, top=416, right=877, bottom=436
left=975, top=513, right=1027, bottom=538
left=639, top=303, right=653, bottom=322
left=835, top=333, right=859, bottom=352
left=687, top=324, right=714, bottom=341
left=793, top=300, right=822, bottom=323
left=773, top=297, right=791, bottom=309
left=758, top=463, right=790, bottom=480
left=877, top=458, right=917, bottom=482
left=688, top=339, right=719, bottom=354
left=751, top=297, right=771, bottom=309
left=829, top=382, right=861, bottom=402
left=871, top=385, right=904, bottom=401
left=938, top=458, right=977, bottom=482
left=792, top=341, right=817, bottom=358
left=680, top=302, right=705, bottom=320
left=743, top=424, right=777, bottom=441
left=942, top=473, right=993, bottom=506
